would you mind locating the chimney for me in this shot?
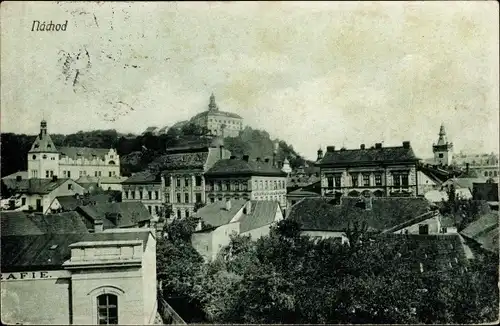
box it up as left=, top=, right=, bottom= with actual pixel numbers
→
left=360, top=144, right=365, bottom=150
left=16, top=175, right=22, bottom=182
left=52, top=175, right=58, bottom=182
left=466, top=163, right=470, bottom=174
left=94, top=219, right=103, bottom=233
left=264, top=158, right=270, bottom=164
left=375, top=143, right=382, bottom=149
left=225, top=198, right=231, bottom=211
left=230, top=155, right=236, bottom=160
left=326, top=146, right=335, bottom=152
left=256, top=157, right=261, bottom=162
left=402, top=141, right=410, bottom=149
left=242, top=155, right=250, bottom=162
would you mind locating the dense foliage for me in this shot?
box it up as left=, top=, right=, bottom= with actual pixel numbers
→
left=157, top=219, right=498, bottom=324
left=1, top=124, right=308, bottom=177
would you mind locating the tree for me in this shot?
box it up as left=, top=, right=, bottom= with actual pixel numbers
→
left=193, top=201, right=205, bottom=213
left=164, top=215, right=198, bottom=243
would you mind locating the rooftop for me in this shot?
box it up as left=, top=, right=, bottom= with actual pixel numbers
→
left=59, top=146, right=114, bottom=161
left=122, top=170, right=161, bottom=184
left=317, top=142, right=419, bottom=166
left=1, top=211, right=89, bottom=237
left=2, top=178, right=73, bottom=195
left=460, top=212, right=499, bottom=253
left=238, top=201, right=280, bottom=233
left=76, top=201, right=152, bottom=229
left=54, top=193, right=113, bottom=211
left=205, top=157, right=287, bottom=177
left=288, top=196, right=431, bottom=232
left=195, top=199, right=247, bottom=230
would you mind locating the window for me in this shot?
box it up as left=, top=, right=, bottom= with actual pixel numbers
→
left=95, top=171, right=99, bottom=177
left=97, top=294, right=118, bottom=324
left=165, top=193, right=170, bottom=203
left=109, top=172, right=112, bottom=177
left=401, top=174, right=409, bottom=187
left=210, top=197, right=215, bottom=203
left=176, top=178, right=181, bottom=188
left=441, top=227, right=448, bottom=234
left=327, top=175, right=334, bottom=188
left=46, top=170, right=50, bottom=178
left=147, top=206, right=152, bottom=214
left=184, top=177, right=190, bottom=187
left=222, top=182, right=227, bottom=191
left=259, top=180, right=263, bottom=190
left=195, top=193, right=202, bottom=203
left=165, top=177, right=171, bottom=187
left=393, top=174, right=401, bottom=187
left=363, top=174, right=370, bottom=186
left=31, top=170, right=38, bottom=178
left=195, top=176, right=202, bottom=186
left=67, top=171, right=71, bottom=178
left=139, top=191, right=143, bottom=200
left=186, top=210, right=190, bottom=218
left=43, top=155, right=47, bottom=159
left=131, top=191, right=135, bottom=199
left=351, top=174, right=359, bottom=187
left=123, top=191, right=127, bottom=199
left=176, top=193, right=181, bottom=203
left=438, top=153, right=444, bottom=158
left=148, top=191, right=152, bottom=200
left=334, top=175, right=341, bottom=189
left=375, top=174, right=382, bottom=186
left=419, top=224, right=429, bottom=235
left=177, top=210, right=181, bottom=219
left=265, top=181, right=269, bottom=190
left=184, top=193, right=189, bottom=203
left=155, top=206, right=159, bottom=215
left=495, top=171, right=498, bottom=177
left=155, top=191, right=159, bottom=200
left=21, top=197, right=26, bottom=206
left=32, top=155, right=37, bottom=160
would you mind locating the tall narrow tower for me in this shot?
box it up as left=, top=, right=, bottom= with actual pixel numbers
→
left=27, top=120, right=60, bottom=179
left=432, top=123, right=453, bottom=166
left=208, top=93, right=218, bottom=112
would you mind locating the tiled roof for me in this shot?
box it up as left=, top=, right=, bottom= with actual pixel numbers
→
left=382, top=211, right=440, bottom=233
left=473, top=182, right=499, bottom=201
left=206, top=158, right=287, bottom=177
left=317, top=145, right=419, bottom=166
left=55, top=194, right=111, bottom=211
left=288, top=196, right=431, bottom=232
left=59, top=147, right=112, bottom=160
left=374, top=233, right=469, bottom=273
left=1, top=230, right=151, bottom=271
left=2, top=178, right=72, bottom=195
left=29, top=133, right=58, bottom=153
left=460, top=212, right=499, bottom=253
left=76, top=202, right=152, bottom=228
left=239, top=201, right=279, bottom=233
left=154, top=151, right=209, bottom=171
left=75, top=176, right=127, bottom=184
left=195, top=200, right=247, bottom=230
left=191, top=109, right=242, bottom=120
left=1, top=211, right=89, bottom=237
left=122, top=171, right=161, bottom=184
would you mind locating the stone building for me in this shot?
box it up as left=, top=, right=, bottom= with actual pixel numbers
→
left=316, top=141, right=420, bottom=198
left=24, top=120, right=121, bottom=181
left=1, top=228, right=158, bottom=325
left=432, top=123, right=454, bottom=166
left=122, top=171, right=163, bottom=221
left=160, top=138, right=231, bottom=219
left=190, top=93, right=243, bottom=137
left=203, top=155, right=288, bottom=210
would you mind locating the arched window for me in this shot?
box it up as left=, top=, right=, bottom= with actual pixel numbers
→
left=32, top=155, right=37, bottom=159
left=108, top=161, right=116, bottom=165
left=97, top=294, right=118, bottom=324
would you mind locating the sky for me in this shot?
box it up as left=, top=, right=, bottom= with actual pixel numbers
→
left=1, top=1, right=499, bottom=160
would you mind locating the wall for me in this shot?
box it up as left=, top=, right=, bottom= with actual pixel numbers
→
left=123, top=184, right=163, bottom=221
left=142, top=233, right=158, bottom=325
left=28, top=152, right=60, bottom=179
left=417, top=171, right=439, bottom=195
left=249, top=176, right=287, bottom=208
left=42, top=180, right=86, bottom=214
left=101, top=182, right=123, bottom=192
left=1, top=270, right=71, bottom=325
left=191, top=223, right=240, bottom=262
left=191, top=231, right=214, bottom=262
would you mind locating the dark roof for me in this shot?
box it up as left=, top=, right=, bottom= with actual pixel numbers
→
left=317, top=145, right=419, bottom=166
left=58, top=146, right=112, bottom=160
left=1, top=230, right=151, bottom=271
left=76, top=202, right=152, bottom=228
left=460, top=212, right=499, bottom=253
left=1, top=171, right=29, bottom=180
left=2, top=178, right=72, bottom=195
left=288, top=196, right=431, bottom=232
left=382, top=211, right=440, bottom=233
left=473, top=182, right=499, bottom=201
left=1, top=211, right=89, bottom=237
left=287, top=187, right=321, bottom=197
left=374, top=233, right=469, bottom=273
left=206, top=158, right=287, bottom=177
left=239, top=201, right=279, bottom=233
left=122, top=170, right=161, bottom=184
left=153, top=151, right=209, bottom=171
left=55, top=194, right=111, bottom=211
left=191, top=109, right=242, bottom=120
left=29, top=133, right=58, bottom=153
left=195, top=200, right=247, bottom=230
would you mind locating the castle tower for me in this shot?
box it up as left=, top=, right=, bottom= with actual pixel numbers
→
left=208, top=93, right=218, bottom=112
left=432, top=123, right=453, bottom=166
left=317, top=147, right=323, bottom=162
left=27, top=120, right=60, bottom=179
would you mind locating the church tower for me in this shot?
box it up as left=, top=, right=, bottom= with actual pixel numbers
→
left=208, top=93, right=219, bottom=112
left=432, top=123, right=453, bottom=166
left=27, top=120, right=60, bottom=179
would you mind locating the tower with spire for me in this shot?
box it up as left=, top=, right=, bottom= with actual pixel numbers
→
left=432, top=123, right=453, bottom=166
left=28, top=120, right=60, bottom=179
left=208, top=92, right=219, bottom=112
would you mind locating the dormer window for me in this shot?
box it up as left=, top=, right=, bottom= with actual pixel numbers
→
left=47, top=144, right=51, bottom=148
left=42, top=155, right=47, bottom=159
left=34, top=144, right=39, bottom=148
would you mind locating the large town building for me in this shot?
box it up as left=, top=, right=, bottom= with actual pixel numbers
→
left=122, top=171, right=164, bottom=221
left=159, top=138, right=231, bottom=219
left=316, top=141, right=420, bottom=198
left=25, top=120, right=121, bottom=181
left=190, top=94, right=243, bottom=137
left=1, top=228, right=159, bottom=325
left=453, top=151, right=499, bottom=182
left=204, top=155, right=288, bottom=210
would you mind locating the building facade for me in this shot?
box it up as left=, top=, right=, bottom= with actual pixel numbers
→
left=316, top=142, right=420, bottom=198
left=160, top=139, right=231, bottom=219
left=204, top=155, right=288, bottom=210
left=26, top=120, right=121, bottom=181
left=190, top=94, right=243, bottom=137
left=432, top=123, right=453, bottom=166
left=453, top=151, right=499, bottom=182
left=122, top=171, right=163, bottom=221
left=1, top=229, right=158, bottom=325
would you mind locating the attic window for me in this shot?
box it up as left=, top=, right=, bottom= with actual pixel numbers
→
left=50, top=245, right=58, bottom=250
left=47, top=144, right=52, bottom=148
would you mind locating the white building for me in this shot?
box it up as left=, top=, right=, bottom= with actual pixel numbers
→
left=25, top=120, right=121, bottom=181
left=190, top=94, right=243, bottom=137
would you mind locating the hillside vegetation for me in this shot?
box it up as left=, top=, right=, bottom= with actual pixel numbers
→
left=1, top=123, right=308, bottom=177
